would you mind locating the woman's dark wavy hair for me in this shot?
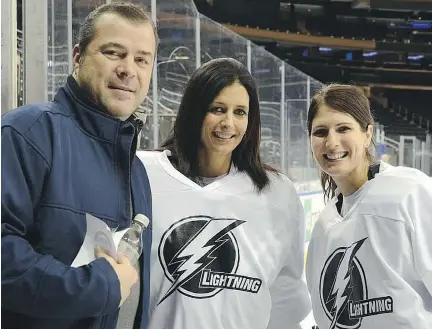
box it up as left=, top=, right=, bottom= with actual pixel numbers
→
left=307, top=84, right=375, bottom=201
left=161, top=57, right=278, bottom=192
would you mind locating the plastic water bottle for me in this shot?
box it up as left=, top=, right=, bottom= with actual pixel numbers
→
left=117, top=214, right=149, bottom=265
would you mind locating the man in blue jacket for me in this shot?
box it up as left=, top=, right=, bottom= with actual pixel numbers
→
left=1, top=2, right=158, bottom=328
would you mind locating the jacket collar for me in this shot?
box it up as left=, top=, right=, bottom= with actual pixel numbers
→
left=53, top=75, right=143, bottom=142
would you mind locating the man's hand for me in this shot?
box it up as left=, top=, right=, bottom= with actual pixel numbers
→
left=95, top=247, right=138, bottom=307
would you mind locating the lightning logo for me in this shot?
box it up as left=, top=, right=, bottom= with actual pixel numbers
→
left=320, top=237, right=394, bottom=328
left=158, top=217, right=246, bottom=304
left=326, top=238, right=367, bottom=328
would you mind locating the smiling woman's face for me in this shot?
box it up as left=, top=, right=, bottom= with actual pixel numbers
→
left=310, top=104, right=372, bottom=180
left=200, top=81, right=250, bottom=157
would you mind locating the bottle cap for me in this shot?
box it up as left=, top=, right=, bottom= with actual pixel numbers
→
left=133, top=214, right=150, bottom=229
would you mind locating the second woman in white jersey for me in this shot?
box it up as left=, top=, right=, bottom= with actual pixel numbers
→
left=138, top=58, right=311, bottom=328
left=305, top=84, right=432, bottom=328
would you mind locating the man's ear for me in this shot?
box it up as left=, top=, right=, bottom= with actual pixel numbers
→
left=72, top=44, right=81, bottom=74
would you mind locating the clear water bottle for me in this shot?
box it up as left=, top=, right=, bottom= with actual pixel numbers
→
left=117, top=214, right=149, bottom=265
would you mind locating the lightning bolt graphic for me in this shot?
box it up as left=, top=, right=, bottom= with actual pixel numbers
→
left=327, top=238, right=367, bottom=329
left=158, top=218, right=245, bottom=305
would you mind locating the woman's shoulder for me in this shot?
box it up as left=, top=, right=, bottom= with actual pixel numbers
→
left=262, top=170, right=303, bottom=214
left=378, top=162, right=429, bottom=181
left=369, top=163, right=432, bottom=198
left=356, top=164, right=432, bottom=224
left=266, top=170, right=297, bottom=195
left=378, top=164, right=432, bottom=204
left=136, top=149, right=166, bottom=164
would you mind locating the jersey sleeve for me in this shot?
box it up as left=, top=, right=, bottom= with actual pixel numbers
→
left=408, top=176, right=432, bottom=297
left=267, top=195, right=312, bottom=328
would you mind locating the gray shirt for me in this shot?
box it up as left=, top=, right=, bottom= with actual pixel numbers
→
left=341, top=183, right=367, bottom=217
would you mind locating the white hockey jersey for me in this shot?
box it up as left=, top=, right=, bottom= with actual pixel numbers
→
left=137, top=150, right=311, bottom=329
left=306, top=162, right=432, bottom=328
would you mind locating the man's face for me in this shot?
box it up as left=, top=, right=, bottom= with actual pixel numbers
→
left=73, top=13, right=156, bottom=120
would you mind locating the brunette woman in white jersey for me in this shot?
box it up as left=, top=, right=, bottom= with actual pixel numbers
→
left=305, top=84, right=432, bottom=328
left=138, top=58, right=311, bottom=328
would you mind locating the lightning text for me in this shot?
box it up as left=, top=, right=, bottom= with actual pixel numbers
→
left=349, top=297, right=393, bottom=318
left=200, top=270, right=262, bottom=293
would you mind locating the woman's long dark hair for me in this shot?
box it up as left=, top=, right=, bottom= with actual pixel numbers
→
left=161, top=58, right=278, bottom=192
left=307, top=84, right=376, bottom=201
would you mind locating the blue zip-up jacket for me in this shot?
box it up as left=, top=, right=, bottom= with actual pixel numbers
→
left=1, top=76, right=152, bottom=328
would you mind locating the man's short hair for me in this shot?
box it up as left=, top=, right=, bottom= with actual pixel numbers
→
left=78, top=2, right=159, bottom=56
